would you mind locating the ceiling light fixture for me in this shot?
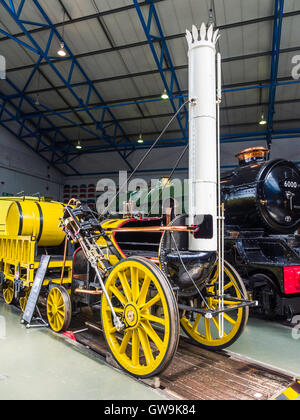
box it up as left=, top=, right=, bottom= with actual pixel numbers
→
left=259, top=112, right=267, bottom=126
left=76, top=140, right=83, bottom=150
left=161, top=89, right=169, bottom=100
left=57, top=42, right=67, bottom=57
left=137, top=134, right=144, bottom=144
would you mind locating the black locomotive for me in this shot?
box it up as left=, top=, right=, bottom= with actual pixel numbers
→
left=222, top=147, right=300, bottom=320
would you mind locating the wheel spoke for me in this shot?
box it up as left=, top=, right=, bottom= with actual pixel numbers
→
left=204, top=318, right=212, bottom=341
left=57, top=312, right=64, bottom=323
left=130, top=266, right=139, bottom=303
left=141, top=320, right=163, bottom=350
left=138, top=328, right=154, bottom=366
left=211, top=299, right=239, bottom=307
left=211, top=315, right=228, bottom=338
left=106, top=307, right=124, bottom=314
left=132, top=329, right=140, bottom=366
left=192, top=314, right=202, bottom=332
left=223, top=281, right=234, bottom=291
left=120, top=330, right=132, bottom=354
left=118, top=271, right=132, bottom=302
left=109, top=285, right=127, bottom=306
left=141, top=293, right=161, bottom=312
left=223, top=312, right=237, bottom=326
left=137, top=275, right=151, bottom=306
left=141, top=313, right=166, bottom=326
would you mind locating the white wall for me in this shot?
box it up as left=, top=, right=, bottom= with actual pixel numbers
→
left=0, top=127, right=64, bottom=200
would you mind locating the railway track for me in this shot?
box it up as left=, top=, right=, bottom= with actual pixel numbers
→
left=61, top=307, right=296, bottom=401
left=0, top=296, right=297, bottom=400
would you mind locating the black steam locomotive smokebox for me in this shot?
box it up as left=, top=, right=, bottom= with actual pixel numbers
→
left=222, top=159, right=300, bottom=234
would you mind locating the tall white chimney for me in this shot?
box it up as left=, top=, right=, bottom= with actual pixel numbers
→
left=186, top=23, right=220, bottom=252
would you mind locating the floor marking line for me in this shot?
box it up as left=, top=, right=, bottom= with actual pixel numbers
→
left=274, top=382, right=300, bottom=400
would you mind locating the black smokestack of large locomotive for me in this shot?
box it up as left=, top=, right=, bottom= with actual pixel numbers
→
left=221, top=147, right=300, bottom=234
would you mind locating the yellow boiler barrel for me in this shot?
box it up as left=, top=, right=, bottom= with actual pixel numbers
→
left=0, top=200, right=14, bottom=235
left=6, top=200, right=65, bottom=246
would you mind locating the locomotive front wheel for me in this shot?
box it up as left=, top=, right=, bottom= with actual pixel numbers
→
left=47, top=286, right=72, bottom=332
left=180, top=261, right=249, bottom=350
left=101, top=257, right=180, bottom=378
left=19, top=288, right=31, bottom=313
left=3, top=280, right=14, bottom=305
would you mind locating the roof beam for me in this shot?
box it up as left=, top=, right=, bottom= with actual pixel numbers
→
left=0, top=3, right=299, bottom=45
left=133, top=0, right=188, bottom=142
left=0, top=0, right=167, bottom=44
left=0, top=0, right=136, bottom=171
left=267, top=0, right=285, bottom=147
left=36, top=114, right=300, bottom=137
left=6, top=40, right=300, bottom=78
left=11, top=75, right=300, bottom=123
left=0, top=91, right=78, bottom=175
left=53, top=129, right=300, bottom=159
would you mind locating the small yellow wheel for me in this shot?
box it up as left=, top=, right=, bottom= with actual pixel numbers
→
left=3, top=280, right=14, bottom=305
left=47, top=286, right=72, bottom=332
left=19, top=288, right=31, bottom=313
left=101, top=257, right=180, bottom=378
left=180, top=260, right=249, bottom=350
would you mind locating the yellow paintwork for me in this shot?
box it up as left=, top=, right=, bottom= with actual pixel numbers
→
left=101, top=259, right=171, bottom=377
left=47, top=287, right=66, bottom=332
left=19, top=288, right=30, bottom=313
left=0, top=196, right=51, bottom=235
left=98, top=218, right=130, bottom=266
left=180, top=263, right=244, bottom=348
left=0, top=197, right=73, bottom=309
left=0, top=201, right=14, bottom=235
left=6, top=200, right=65, bottom=246
left=3, top=279, right=14, bottom=304
left=0, top=235, right=72, bottom=288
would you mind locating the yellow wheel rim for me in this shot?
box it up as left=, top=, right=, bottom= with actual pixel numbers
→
left=19, top=288, right=30, bottom=313
left=3, top=280, right=14, bottom=305
left=102, top=258, right=175, bottom=377
left=47, top=287, right=71, bottom=333
left=181, top=261, right=248, bottom=349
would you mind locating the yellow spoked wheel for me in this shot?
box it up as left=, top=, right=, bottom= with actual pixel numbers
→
left=3, top=280, right=14, bottom=305
left=19, top=288, right=31, bottom=313
left=101, top=257, right=180, bottom=378
left=180, top=260, right=249, bottom=350
left=47, top=286, right=72, bottom=333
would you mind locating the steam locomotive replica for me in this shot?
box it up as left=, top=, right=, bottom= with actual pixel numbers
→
left=222, top=147, right=300, bottom=320
left=0, top=23, right=256, bottom=378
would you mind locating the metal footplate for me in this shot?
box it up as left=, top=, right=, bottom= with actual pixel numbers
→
left=178, top=296, right=258, bottom=319
left=21, top=255, right=50, bottom=329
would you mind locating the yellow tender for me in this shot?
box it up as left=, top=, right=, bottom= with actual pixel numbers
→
left=0, top=196, right=73, bottom=313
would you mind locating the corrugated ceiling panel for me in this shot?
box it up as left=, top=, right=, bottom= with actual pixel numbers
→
left=215, top=0, right=273, bottom=26
left=101, top=7, right=151, bottom=45
left=283, top=0, right=300, bottom=14
left=62, top=0, right=133, bottom=20
left=155, top=0, right=211, bottom=36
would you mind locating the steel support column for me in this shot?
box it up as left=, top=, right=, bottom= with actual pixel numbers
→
left=267, top=0, right=285, bottom=147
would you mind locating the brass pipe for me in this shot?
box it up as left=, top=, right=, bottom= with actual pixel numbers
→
left=106, top=226, right=194, bottom=233
left=74, top=288, right=102, bottom=295
left=146, top=257, right=160, bottom=264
